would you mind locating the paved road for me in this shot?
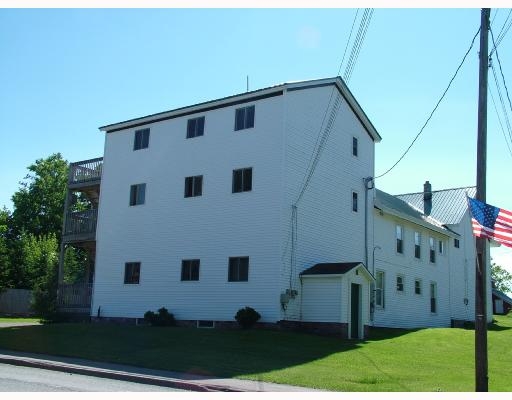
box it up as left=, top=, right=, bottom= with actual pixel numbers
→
left=0, top=364, right=185, bottom=391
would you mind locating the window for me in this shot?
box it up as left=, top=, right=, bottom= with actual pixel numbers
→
left=430, top=282, right=437, bottom=313
left=184, top=175, right=203, bottom=198
left=133, top=128, right=150, bottom=150
left=454, top=238, right=460, bottom=248
left=129, top=183, right=146, bottom=206
left=396, top=225, right=403, bottom=254
left=429, top=237, right=436, bottom=263
left=396, top=275, right=404, bottom=292
left=186, top=116, right=205, bottom=139
left=228, top=257, right=249, bottom=282
left=376, top=271, right=385, bottom=308
left=352, top=191, right=358, bottom=212
left=124, top=262, right=140, bottom=284
left=414, top=231, right=421, bottom=259
left=232, top=168, right=252, bottom=193
left=352, top=137, right=358, bottom=157
left=181, top=259, right=200, bottom=281
left=415, top=279, right=422, bottom=295
left=439, top=240, right=444, bottom=255
left=234, top=105, right=255, bottom=131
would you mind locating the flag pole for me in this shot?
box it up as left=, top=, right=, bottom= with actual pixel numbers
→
left=475, top=7, right=490, bottom=392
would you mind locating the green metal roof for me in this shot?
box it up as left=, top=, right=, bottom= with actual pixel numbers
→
left=396, top=186, right=476, bottom=225
left=375, top=189, right=450, bottom=234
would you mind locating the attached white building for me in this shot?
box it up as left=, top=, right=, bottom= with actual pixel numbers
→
left=372, top=184, right=492, bottom=328
left=59, top=76, right=489, bottom=338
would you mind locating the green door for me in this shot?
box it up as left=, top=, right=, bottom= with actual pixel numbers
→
left=351, top=283, right=360, bottom=339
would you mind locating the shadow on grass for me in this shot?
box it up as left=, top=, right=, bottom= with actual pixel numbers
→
left=458, top=319, right=512, bottom=332
left=0, top=322, right=421, bottom=381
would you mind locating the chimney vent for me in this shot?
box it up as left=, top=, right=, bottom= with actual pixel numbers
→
left=423, top=181, right=432, bottom=215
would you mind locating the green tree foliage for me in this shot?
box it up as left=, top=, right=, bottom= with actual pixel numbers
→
left=63, top=247, right=87, bottom=284
left=20, top=233, right=59, bottom=319
left=0, top=209, right=10, bottom=292
left=491, top=262, right=512, bottom=294
left=11, top=153, right=68, bottom=239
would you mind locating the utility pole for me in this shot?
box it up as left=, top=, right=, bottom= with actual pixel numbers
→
left=475, top=7, right=490, bottom=392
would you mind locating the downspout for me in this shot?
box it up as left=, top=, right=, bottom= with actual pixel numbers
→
left=363, top=177, right=374, bottom=268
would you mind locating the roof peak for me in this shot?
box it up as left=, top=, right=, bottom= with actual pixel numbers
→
left=396, top=185, right=476, bottom=197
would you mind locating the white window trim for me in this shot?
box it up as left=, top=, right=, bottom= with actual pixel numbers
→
left=396, top=274, right=405, bottom=294
left=414, top=278, right=422, bottom=296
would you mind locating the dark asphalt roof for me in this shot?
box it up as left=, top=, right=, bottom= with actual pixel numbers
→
left=300, top=262, right=363, bottom=276
left=396, top=186, right=476, bottom=225
left=492, top=288, right=512, bottom=304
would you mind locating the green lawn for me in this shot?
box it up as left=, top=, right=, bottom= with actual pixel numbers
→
left=0, top=315, right=511, bottom=391
left=0, top=316, right=40, bottom=323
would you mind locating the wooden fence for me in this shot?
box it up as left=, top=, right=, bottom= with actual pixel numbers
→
left=0, top=288, right=33, bottom=316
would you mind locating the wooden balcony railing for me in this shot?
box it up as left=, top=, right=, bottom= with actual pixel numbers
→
left=64, top=209, right=98, bottom=238
left=69, top=157, right=103, bottom=185
left=58, top=283, right=93, bottom=310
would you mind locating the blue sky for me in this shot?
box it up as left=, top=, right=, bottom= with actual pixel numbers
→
left=1, top=8, right=511, bottom=269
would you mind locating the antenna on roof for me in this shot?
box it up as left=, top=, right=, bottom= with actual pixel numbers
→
left=246, top=75, right=249, bottom=92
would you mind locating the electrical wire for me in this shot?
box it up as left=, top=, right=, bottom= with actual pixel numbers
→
left=375, top=27, right=481, bottom=179
left=490, top=9, right=512, bottom=57
left=490, top=58, right=512, bottom=144
left=344, top=8, right=374, bottom=83
left=490, top=27, right=512, bottom=115
left=337, top=9, right=360, bottom=76
left=489, top=84, right=512, bottom=157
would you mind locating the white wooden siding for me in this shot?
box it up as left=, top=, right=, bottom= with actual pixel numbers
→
left=280, top=85, right=376, bottom=321
left=93, top=96, right=285, bottom=321
left=372, top=210, right=454, bottom=328
left=301, top=277, right=342, bottom=322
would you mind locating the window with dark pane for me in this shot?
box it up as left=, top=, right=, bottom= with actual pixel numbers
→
left=186, top=116, right=205, bottom=139
left=396, top=275, right=404, bottom=292
left=430, top=282, right=437, bottom=313
left=414, top=231, right=421, bottom=259
left=184, top=175, right=203, bottom=197
left=228, top=257, right=249, bottom=282
left=234, top=105, right=255, bottom=131
left=429, top=237, right=436, bottom=263
left=129, top=183, right=146, bottom=206
left=232, top=168, right=252, bottom=193
left=124, top=262, right=141, bottom=284
left=181, top=259, right=200, bottom=281
left=352, top=137, right=358, bottom=157
left=396, top=225, right=403, bottom=254
left=415, top=279, right=421, bottom=295
left=134, top=128, right=150, bottom=150
left=352, top=192, right=358, bottom=212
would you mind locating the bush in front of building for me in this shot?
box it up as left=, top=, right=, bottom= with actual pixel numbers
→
left=234, top=306, right=261, bottom=329
left=144, top=307, right=176, bottom=327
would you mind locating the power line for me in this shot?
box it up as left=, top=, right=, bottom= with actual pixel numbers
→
left=295, top=9, right=375, bottom=206
left=337, top=9, right=360, bottom=76
left=490, top=58, right=512, bottom=144
left=344, top=8, right=374, bottom=83
left=490, top=9, right=512, bottom=57
left=489, top=84, right=512, bottom=157
left=375, top=27, right=481, bottom=179
left=490, top=27, right=512, bottom=115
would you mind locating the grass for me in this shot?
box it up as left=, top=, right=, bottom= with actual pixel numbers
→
left=0, top=315, right=511, bottom=391
left=0, top=316, right=40, bottom=323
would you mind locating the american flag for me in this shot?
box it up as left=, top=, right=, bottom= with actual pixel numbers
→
left=468, top=197, right=512, bottom=248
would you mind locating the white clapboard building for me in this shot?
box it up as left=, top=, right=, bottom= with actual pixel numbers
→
left=59, top=77, right=490, bottom=338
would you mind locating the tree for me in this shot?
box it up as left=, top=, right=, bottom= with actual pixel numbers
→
left=491, top=262, right=512, bottom=294
left=0, top=208, right=10, bottom=292
left=20, top=233, right=59, bottom=319
left=11, top=153, right=68, bottom=240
